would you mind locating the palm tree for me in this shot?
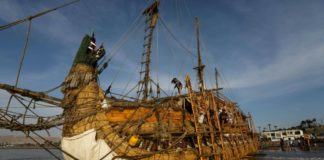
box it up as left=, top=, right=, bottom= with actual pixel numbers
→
left=268, top=124, right=271, bottom=131
left=312, top=118, right=317, bottom=127
left=300, top=120, right=306, bottom=129
left=306, top=119, right=312, bottom=128
left=274, top=125, right=278, bottom=131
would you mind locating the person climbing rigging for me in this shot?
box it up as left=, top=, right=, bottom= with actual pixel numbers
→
left=171, top=78, right=182, bottom=95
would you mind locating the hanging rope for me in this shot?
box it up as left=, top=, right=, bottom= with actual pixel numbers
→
left=15, top=20, right=32, bottom=85
left=32, top=131, right=78, bottom=160
left=0, top=112, right=62, bottom=160
left=120, top=75, right=136, bottom=98
left=150, top=79, right=168, bottom=97
left=44, top=83, right=64, bottom=94
left=3, top=0, right=80, bottom=114
left=101, top=8, right=144, bottom=69
left=22, top=98, right=34, bottom=125
left=100, top=4, right=151, bottom=96
left=159, top=17, right=196, bottom=57
left=5, top=20, right=32, bottom=114
left=27, top=135, right=62, bottom=160
left=2, top=108, right=77, bottom=160
left=14, top=95, right=58, bottom=108
left=154, top=20, right=160, bottom=98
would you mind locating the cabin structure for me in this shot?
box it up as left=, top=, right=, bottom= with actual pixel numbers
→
left=261, top=129, right=304, bottom=141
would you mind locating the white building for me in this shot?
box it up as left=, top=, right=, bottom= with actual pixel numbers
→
left=261, top=129, right=303, bottom=142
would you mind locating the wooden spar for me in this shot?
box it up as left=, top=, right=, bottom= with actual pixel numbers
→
left=215, top=68, right=220, bottom=97
left=203, top=91, right=218, bottom=159
left=0, top=83, right=62, bottom=106
left=210, top=91, right=225, bottom=159
left=194, top=17, right=205, bottom=92
left=0, top=83, right=170, bottom=108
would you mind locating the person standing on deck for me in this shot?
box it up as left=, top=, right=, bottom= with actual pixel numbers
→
left=280, top=138, right=285, bottom=151
left=171, top=78, right=182, bottom=95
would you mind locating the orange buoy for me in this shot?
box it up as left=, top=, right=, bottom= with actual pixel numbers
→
left=129, top=135, right=140, bottom=147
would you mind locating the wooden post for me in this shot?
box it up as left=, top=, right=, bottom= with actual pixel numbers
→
left=194, top=17, right=205, bottom=92
left=210, top=92, right=225, bottom=159
left=185, top=75, right=205, bottom=160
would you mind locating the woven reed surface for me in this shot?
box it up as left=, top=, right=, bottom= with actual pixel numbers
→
left=61, top=64, right=105, bottom=137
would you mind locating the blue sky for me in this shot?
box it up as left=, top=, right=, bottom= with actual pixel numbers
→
left=0, top=0, right=324, bottom=136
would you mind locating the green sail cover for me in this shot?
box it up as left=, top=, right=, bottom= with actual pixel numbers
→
left=72, top=34, right=105, bottom=67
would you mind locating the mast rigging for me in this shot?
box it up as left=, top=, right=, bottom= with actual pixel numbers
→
left=138, top=0, right=160, bottom=101
left=194, top=17, right=205, bottom=92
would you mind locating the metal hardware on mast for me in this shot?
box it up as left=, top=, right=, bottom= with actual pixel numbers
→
left=194, top=17, right=205, bottom=92
left=138, top=1, right=159, bottom=101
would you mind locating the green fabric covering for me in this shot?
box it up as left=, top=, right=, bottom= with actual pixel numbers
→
left=72, top=34, right=98, bottom=67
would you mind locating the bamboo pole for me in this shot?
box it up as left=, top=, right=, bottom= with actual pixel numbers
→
left=210, top=92, right=225, bottom=159
left=202, top=90, right=218, bottom=159
left=185, top=75, right=205, bottom=160
left=0, top=83, right=61, bottom=106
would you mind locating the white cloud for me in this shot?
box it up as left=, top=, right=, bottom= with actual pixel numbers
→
left=0, top=1, right=22, bottom=22
left=224, top=30, right=324, bottom=101
left=34, top=11, right=81, bottom=45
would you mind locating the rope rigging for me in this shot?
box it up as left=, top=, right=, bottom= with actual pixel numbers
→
left=100, top=2, right=159, bottom=99
left=0, top=95, right=110, bottom=131
left=101, top=1, right=205, bottom=100
left=154, top=18, right=160, bottom=98
left=159, top=17, right=197, bottom=58
left=98, top=3, right=147, bottom=77
left=0, top=2, right=81, bottom=157
left=0, top=108, right=77, bottom=160
left=0, top=0, right=79, bottom=31
left=5, top=20, right=32, bottom=114
left=0, top=1, right=259, bottom=159
left=137, top=0, right=160, bottom=101
left=1, top=0, right=80, bottom=117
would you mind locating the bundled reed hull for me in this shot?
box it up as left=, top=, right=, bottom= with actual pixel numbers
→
left=55, top=18, right=259, bottom=158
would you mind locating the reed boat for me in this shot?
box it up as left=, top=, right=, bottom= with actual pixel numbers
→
left=0, top=1, right=259, bottom=159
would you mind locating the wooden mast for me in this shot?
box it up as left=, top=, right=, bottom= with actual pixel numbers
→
left=194, top=17, right=205, bottom=92
left=215, top=68, right=220, bottom=97
left=138, top=0, right=159, bottom=101
left=192, top=17, right=219, bottom=159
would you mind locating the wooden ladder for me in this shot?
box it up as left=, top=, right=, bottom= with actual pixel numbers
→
left=185, top=75, right=205, bottom=160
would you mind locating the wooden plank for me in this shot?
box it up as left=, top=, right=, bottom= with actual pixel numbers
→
left=105, top=107, right=190, bottom=123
